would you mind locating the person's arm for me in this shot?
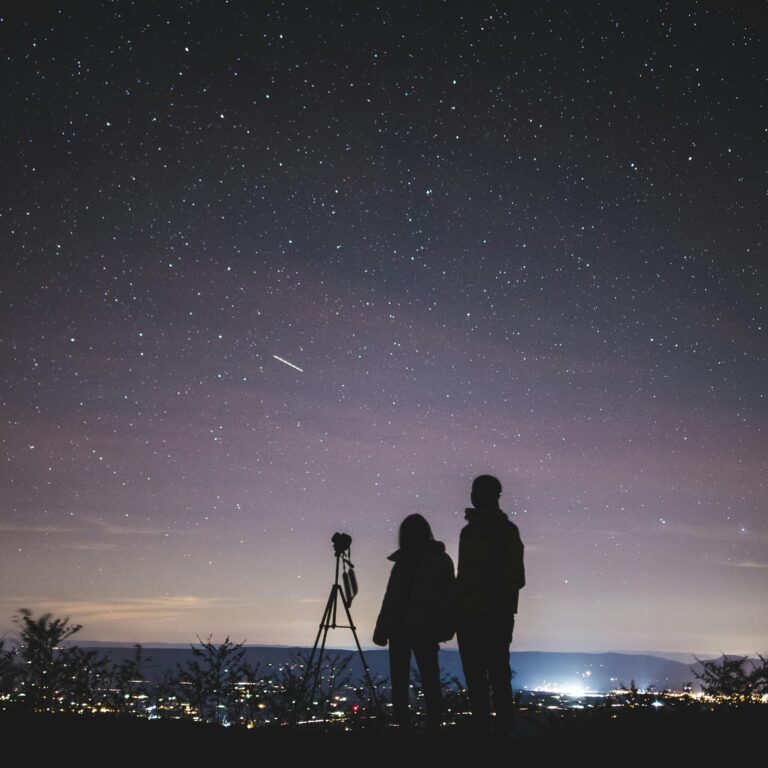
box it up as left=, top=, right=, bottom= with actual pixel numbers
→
left=501, top=525, right=525, bottom=595
left=373, top=568, right=395, bottom=646
left=373, top=612, right=388, bottom=646
left=438, top=553, right=457, bottom=642
left=456, top=528, right=466, bottom=580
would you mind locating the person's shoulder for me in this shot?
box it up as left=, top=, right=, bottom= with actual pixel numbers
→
left=428, top=540, right=452, bottom=559
left=430, top=549, right=454, bottom=570
left=496, top=514, right=521, bottom=539
left=438, top=548, right=454, bottom=566
left=503, top=518, right=523, bottom=548
left=431, top=546, right=455, bottom=576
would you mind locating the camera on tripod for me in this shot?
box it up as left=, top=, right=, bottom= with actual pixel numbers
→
left=293, top=529, right=379, bottom=723
left=331, top=532, right=357, bottom=603
left=332, top=531, right=352, bottom=556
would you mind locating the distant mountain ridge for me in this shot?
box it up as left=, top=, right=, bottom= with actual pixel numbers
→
left=76, top=645, right=715, bottom=692
left=72, top=642, right=705, bottom=665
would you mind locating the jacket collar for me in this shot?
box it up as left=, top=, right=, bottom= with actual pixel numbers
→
left=464, top=506, right=509, bottom=523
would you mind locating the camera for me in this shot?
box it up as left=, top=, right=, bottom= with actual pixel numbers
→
left=332, top=531, right=352, bottom=556
left=331, top=532, right=357, bottom=603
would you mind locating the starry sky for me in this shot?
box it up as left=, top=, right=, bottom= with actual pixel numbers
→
left=1, top=2, right=766, bottom=655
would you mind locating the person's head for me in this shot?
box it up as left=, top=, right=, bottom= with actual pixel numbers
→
left=471, top=474, right=502, bottom=509
left=398, top=513, right=434, bottom=550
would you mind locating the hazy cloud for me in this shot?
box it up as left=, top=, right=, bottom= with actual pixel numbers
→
left=0, top=595, right=255, bottom=625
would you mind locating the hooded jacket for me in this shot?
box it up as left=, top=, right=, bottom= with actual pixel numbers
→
left=456, top=507, right=525, bottom=617
left=373, top=540, right=456, bottom=646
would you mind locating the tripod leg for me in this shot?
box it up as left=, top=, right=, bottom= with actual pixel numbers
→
left=339, top=588, right=381, bottom=712
left=305, top=588, right=335, bottom=679
left=307, top=586, right=336, bottom=715
left=308, top=622, right=330, bottom=717
left=294, top=587, right=335, bottom=723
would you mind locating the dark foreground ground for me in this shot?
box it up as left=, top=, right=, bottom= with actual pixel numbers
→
left=3, top=706, right=765, bottom=763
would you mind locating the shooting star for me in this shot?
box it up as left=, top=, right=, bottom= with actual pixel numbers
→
left=272, top=354, right=304, bottom=373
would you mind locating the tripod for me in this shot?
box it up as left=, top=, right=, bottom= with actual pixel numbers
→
left=295, top=548, right=380, bottom=724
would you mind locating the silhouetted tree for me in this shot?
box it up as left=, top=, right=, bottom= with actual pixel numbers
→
left=152, top=668, right=187, bottom=719
left=317, top=652, right=353, bottom=722
left=693, top=655, right=754, bottom=699
left=350, top=670, right=388, bottom=726
left=176, top=635, right=248, bottom=724
left=65, top=645, right=111, bottom=710
left=13, top=609, right=86, bottom=710
left=229, top=658, right=263, bottom=726
left=102, top=645, right=153, bottom=715
left=746, top=654, right=767, bottom=695
left=0, top=638, right=20, bottom=702
left=263, top=651, right=309, bottom=725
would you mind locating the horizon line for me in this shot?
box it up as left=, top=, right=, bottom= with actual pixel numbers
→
left=19, top=640, right=747, bottom=659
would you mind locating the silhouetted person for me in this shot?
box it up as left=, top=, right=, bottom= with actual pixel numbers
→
left=457, top=475, right=525, bottom=737
left=373, top=514, right=456, bottom=730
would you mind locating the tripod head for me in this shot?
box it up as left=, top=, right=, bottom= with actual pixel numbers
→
left=331, top=531, right=358, bottom=604
left=331, top=531, right=352, bottom=557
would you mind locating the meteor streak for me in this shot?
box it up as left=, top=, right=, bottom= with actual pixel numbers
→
left=272, top=354, right=304, bottom=373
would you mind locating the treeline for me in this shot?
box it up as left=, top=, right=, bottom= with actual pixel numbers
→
left=2, top=609, right=766, bottom=729
left=1, top=610, right=475, bottom=727
left=0, top=609, right=387, bottom=725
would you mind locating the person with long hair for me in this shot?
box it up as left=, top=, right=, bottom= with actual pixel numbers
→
left=373, top=514, right=456, bottom=731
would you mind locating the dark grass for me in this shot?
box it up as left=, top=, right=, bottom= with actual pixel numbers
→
left=2, top=706, right=765, bottom=761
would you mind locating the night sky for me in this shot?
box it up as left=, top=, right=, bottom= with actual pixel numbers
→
left=1, top=2, right=766, bottom=655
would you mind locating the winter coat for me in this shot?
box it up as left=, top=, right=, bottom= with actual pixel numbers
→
left=373, top=540, right=456, bottom=646
left=456, top=507, right=525, bottom=618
